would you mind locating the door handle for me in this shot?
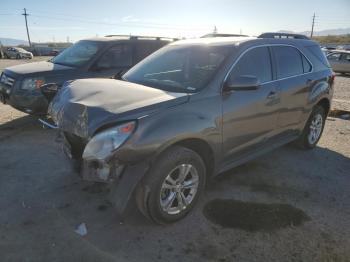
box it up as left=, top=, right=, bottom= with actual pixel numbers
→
left=266, top=91, right=277, bottom=99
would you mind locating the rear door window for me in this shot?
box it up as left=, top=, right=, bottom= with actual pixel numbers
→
left=273, top=46, right=304, bottom=78
left=229, top=46, right=272, bottom=83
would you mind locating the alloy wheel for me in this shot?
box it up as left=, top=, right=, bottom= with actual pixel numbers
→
left=159, top=164, right=199, bottom=215
left=308, top=113, right=323, bottom=144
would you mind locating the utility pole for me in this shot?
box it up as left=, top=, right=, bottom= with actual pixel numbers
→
left=310, top=13, right=316, bottom=38
left=22, top=8, right=32, bottom=47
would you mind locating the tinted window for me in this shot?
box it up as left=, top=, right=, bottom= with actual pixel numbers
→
left=229, top=47, right=272, bottom=83
left=302, top=55, right=312, bottom=73
left=327, top=52, right=341, bottom=61
left=273, top=46, right=303, bottom=78
left=134, top=42, right=166, bottom=63
left=97, top=44, right=132, bottom=69
left=306, top=45, right=330, bottom=71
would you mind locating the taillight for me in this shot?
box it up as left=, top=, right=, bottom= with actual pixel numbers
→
left=330, top=72, right=336, bottom=86
left=331, top=72, right=336, bottom=82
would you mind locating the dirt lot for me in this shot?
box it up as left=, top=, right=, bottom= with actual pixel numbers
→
left=0, top=59, right=350, bottom=262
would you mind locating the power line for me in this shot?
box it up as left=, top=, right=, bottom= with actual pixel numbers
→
left=28, top=13, right=210, bottom=31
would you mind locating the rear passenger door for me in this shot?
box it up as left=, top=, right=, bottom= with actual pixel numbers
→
left=271, top=45, right=313, bottom=132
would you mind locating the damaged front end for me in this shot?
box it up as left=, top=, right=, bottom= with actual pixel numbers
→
left=62, top=121, right=136, bottom=183
left=60, top=121, right=149, bottom=214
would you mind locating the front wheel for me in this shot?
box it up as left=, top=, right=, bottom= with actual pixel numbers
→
left=136, top=146, right=206, bottom=224
left=297, top=105, right=326, bottom=149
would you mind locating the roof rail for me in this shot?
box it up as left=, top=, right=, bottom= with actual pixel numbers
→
left=104, top=35, right=178, bottom=41
left=258, top=32, right=310, bottom=40
left=201, top=33, right=249, bottom=38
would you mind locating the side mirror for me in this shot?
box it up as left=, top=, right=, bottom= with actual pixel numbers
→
left=224, top=75, right=260, bottom=92
left=40, top=83, right=59, bottom=102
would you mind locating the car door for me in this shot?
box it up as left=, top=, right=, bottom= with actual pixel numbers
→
left=91, top=43, right=133, bottom=78
left=222, top=46, right=280, bottom=164
left=339, top=53, right=350, bottom=72
left=327, top=52, right=342, bottom=72
left=271, top=45, right=313, bottom=132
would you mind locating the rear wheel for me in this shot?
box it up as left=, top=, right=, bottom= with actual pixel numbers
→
left=297, top=105, right=326, bottom=149
left=136, top=146, right=206, bottom=224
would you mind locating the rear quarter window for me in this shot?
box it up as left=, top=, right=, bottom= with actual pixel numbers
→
left=305, top=45, right=330, bottom=71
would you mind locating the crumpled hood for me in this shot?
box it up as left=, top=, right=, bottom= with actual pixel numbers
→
left=5, top=61, right=74, bottom=75
left=49, top=78, right=189, bottom=138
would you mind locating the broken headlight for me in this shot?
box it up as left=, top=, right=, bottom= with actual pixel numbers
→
left=82, top=121, right=135, bottom=161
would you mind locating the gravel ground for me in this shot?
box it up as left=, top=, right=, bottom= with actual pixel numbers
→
left=0, top=58, right=350, bottom=262
left=0, top=56, right=51, bottom=72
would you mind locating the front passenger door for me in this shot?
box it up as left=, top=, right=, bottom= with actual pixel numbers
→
left=222, top=46, right=280, bottom=165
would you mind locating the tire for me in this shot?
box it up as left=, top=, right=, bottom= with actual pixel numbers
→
left=296, top=105, right=326, bottom=149
left=136, top=146, right=206, bottom=224
left=16, top=54, right=21, bottom=59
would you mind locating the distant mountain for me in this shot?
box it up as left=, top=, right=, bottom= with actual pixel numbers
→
left=278, top=28, right=350, bottom=37
left=0, top=37, right=28, bottom=46
left=300, top=28, right=350, bottom=36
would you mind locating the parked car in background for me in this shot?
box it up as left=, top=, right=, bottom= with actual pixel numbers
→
left=48, top=34, right=333, bottom=224
left=49, top=49, right=61, bottom=56
left=327, top=50, right=350, bottom=75
left=0, top=35, right=174, bottom=114
left=3, top=47, right=33, bottom=59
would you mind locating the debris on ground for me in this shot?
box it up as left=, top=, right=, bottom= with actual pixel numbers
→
left=75, top=223, right=88, bottom=236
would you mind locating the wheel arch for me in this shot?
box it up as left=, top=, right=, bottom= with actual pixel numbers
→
left=154, top=138, right=216, bottom=179
left=316, top=97, right=330, bottom=116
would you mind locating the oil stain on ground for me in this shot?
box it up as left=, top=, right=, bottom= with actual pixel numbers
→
left=203, top=199, right=310, bottom=232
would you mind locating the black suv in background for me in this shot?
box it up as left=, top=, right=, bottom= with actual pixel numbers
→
left=0, top=35, right=174, bottom=114
left=49, top=34, right=334, bottom=224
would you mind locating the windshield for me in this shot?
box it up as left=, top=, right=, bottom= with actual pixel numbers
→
left=123, top=45, right=233, bottom=93
left=51, top=40, right=102, bottom=67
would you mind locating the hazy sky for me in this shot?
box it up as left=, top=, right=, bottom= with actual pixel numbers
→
left=1, top=0, right=349, bottom=42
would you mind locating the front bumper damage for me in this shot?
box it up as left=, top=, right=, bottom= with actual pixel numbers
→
left=59, top=131, right=149, bottom=214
